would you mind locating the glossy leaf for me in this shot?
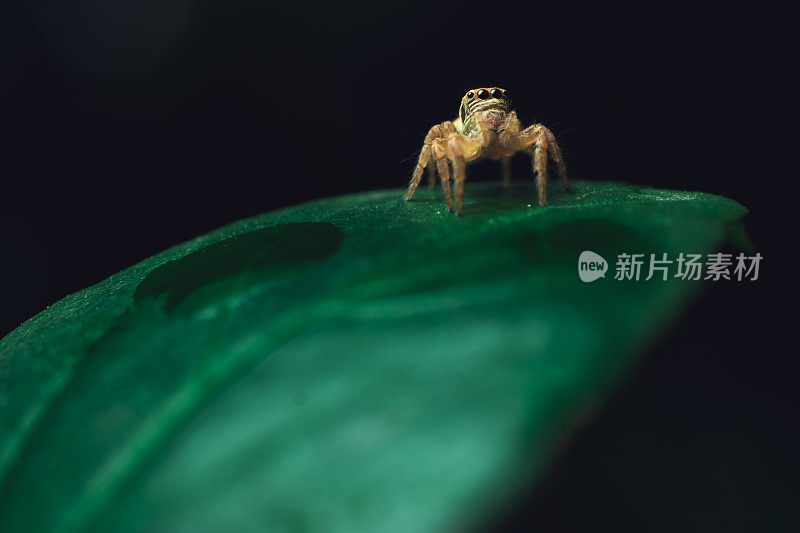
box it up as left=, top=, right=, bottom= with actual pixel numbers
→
left=0, top=181, right=747, bottom=532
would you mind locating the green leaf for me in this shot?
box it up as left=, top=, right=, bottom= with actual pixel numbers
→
left=0, top=181, right=746, bottom=532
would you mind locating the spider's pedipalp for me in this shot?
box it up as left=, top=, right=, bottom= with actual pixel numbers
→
left=473, top=113, right=492, bottom=147
left=500, top=111, right=522, bottom=149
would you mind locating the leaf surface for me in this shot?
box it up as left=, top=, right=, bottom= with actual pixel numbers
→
left=0, top=181, right=747, bottom=532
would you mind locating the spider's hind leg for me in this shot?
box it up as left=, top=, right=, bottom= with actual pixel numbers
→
left=434, top=155, right=455, bottom=212
left=543, top=130, right=569, bottom=192
left=426, top=162, right=437, bottom=189
left=533, top=144, right=548, bottom=206
left=448, top=136, right=470, bottom=216
left=501, top=156, right=512, bottom=186
left=406, top=143, right=431, bottom=201
left=406, top=123, right=453, bottom=201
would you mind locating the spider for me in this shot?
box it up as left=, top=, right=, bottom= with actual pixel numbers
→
left=405, top=87, right=569, bottom=216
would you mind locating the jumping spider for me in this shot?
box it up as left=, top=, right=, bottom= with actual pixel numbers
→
left=405, top=87, right=569, bottom=216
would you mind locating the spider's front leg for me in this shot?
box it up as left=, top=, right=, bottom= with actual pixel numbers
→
left=532, top=130, right=549, bottom=205
left=505, top=114, right=569, bottom=206
left=447, top=131, right=483, bottom=216
left=524, top=126, right=568, bottom=205
left=442, top=114, right=490, bottom=215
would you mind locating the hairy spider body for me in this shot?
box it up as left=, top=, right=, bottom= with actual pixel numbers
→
left=405, top=87, right=569, bottom=215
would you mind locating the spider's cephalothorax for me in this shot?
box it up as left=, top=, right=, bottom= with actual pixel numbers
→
left=405, top=87, right=568, bottom=215
left=458, top=87, right=511, bottom=136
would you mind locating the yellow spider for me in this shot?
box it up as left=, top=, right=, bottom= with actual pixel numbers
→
left=405, top=87, right=569, bottom=216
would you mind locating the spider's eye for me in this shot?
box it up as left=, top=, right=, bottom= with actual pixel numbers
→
left=477, top=89, right=489, bottom=99
left=491, top=88, right=503, bottom=99
left=466, top=91, right=475, bottom=99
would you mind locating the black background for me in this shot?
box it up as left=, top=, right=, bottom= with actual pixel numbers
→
left=1, top=1, right=796, bottom=531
